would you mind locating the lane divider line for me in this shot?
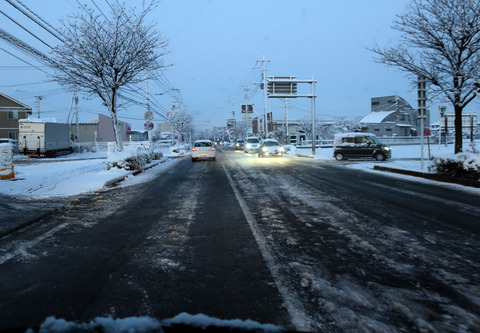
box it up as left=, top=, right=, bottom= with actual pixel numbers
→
left=222, top=164, right=315, bottom=332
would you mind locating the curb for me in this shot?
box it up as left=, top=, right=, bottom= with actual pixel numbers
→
left=104, top=157, right=169, bottom=188
left=373, top=165, right=480, bottom=188
left=295, top=154, right=315, bottom=159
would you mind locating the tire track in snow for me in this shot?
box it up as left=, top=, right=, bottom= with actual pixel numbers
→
left=222, top=164, right=317, bottom=332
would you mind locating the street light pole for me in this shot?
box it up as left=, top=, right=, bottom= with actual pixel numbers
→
left=311, top=78, right=316, bottom=156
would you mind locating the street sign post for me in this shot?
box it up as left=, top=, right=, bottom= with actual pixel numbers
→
left=267, top=76, right=317, bottom=154
left=144, top=110, right=154, bottom=121
left=144, top=121, right=154, bottom=131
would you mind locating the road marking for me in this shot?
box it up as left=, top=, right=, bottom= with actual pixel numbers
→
left=222, top=164, right=315, bottom=332
left=0, top=222, right=69, bottom=265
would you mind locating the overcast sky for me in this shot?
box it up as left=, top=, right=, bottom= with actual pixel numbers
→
left=1, top=0, right=472, bottom=132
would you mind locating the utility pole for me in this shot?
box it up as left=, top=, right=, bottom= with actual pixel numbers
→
left=418, top=76, right=427, bottom=170
left=34, top=95, right=43, bottom=118
left=145, top=70, right=153, bottom=152
left=230, top=97, right=236, bottom=120
left=74, top=89, right=79, bottom=143
left=243, top=85, right=250, bottom=136
left=257, top=55, right=270, bottom=138
left=170, top=88, right=180, bottom=146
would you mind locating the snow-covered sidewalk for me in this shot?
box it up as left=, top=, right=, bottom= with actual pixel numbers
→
left=1, top=145, right=184, bottom=198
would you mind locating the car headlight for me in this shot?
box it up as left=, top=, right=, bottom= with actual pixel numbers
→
left=279, top=147, right=284, bottom=152
left=262, top=147, right=268, bottom=151
left=384, top=147, right=391, bottom=151
left=246, top=144, right=251, bottom=148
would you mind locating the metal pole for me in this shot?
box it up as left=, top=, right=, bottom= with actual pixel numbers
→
left=471, top=114, right=474, bottom=143
left=262, top=55, right=268, bottom=138
left=285, top=98, right=289, bottom=144
left=311, top=77, right=316, bottom=156
left=421, top=117, right=424, bottom=169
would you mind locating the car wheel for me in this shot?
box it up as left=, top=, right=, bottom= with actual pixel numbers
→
left=191, top=158, right=196, bottom=162
left=211, top=157, right=216, bottom=161
left=375, top=153, right=385, bottom=161
left=335, top=153, right=344, bottom=161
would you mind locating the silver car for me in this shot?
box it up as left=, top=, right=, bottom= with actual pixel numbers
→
left=191, top=140, right=216, bottom=162
left=244, top=136, right=260, bottom=153
left=258, top=139, right=284, bottom=157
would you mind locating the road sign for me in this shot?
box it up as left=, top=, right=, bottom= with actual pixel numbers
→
left=144, top=110, right=154, bottom=121
left=144, top=121, right=154, bottom=131
left=267, top=76, right=298, bottom=98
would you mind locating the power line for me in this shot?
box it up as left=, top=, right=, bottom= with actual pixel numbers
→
left=0, top=45, right=50, bottom=73
left=0, top=9, right=52, bottom=48
left=5, top=0, right=64, bottom=42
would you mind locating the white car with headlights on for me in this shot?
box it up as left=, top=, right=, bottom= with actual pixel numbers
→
left=244, top=136, right=260, bottom=153
left=191, top=140, right=216, bottom=162
left=257, top=139, right=284, bottom=157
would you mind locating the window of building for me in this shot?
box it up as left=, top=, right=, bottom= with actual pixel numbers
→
left=8, top=111, right=19, bottom=119
left=371, top=101, right=379, bottom=106
left=8, top=132, right=16, bottom=139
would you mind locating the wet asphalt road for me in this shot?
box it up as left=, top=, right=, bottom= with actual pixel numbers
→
left=0, top=148, right=479, bottom=332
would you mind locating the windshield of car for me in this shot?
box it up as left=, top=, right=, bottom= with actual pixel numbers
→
left=263, top=140, right=279, bottom=146
left=194, top=141, right=212, bottom=147
left=246, top=138, right=259, bottom=143
left=369, top=136, right=382, bottom=145
left=237, top=140, right=244, bottom=143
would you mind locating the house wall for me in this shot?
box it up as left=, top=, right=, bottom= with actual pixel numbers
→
left=97, top=114, right=129, bottom=142
left=70, top=123, right=99, bottom=142
left=0, top=94, right=32, bottom=139
left=362, top=95, right=430, bottom=136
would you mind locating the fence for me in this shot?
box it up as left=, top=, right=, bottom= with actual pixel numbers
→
left=376, top=135, right=454, bottom=146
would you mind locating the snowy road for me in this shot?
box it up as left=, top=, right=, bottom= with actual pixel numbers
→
left=0, top=148, right=479, bottom=332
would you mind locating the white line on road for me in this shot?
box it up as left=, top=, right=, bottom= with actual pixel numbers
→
left=222, top=164, right=315, bottom=332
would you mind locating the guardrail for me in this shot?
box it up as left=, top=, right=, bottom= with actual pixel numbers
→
left=294, top=139, right=334, bottom=148
left=376, top=135, right=455, bottom=145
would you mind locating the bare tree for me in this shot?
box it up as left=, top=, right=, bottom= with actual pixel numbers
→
left=371, top=0, right=480, bottom=153
left=166, top=109, right=193, bottom=144
left=50, top=1, right=168, bottom=151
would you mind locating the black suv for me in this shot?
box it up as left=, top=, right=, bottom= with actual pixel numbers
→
left=333, top=133, right=391, bottom=161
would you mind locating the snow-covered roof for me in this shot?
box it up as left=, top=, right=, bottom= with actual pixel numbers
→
left=19, top=117, right=59, bottom=123
left=360, top=111, right=395, bottom=124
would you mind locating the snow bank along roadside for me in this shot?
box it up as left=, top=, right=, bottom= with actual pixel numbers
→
left=35, top=312, right=282, bottom=333
left=0, top=145, right=182, bottom=198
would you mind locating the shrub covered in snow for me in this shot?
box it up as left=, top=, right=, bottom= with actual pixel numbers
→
left=430, top=148, right=480, bottom=180
left=106, top=150, right=163, bottom=171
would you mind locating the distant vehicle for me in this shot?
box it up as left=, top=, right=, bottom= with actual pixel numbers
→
left=234, top=139, right=244, bottom=150
left=333, top=132, right=391, bottom=161
left=0, top=138, right=19, bottom=154
left=258, top=139, right=284, bottom=157
left=191, top=139, right=216, bottom=162
left=244, top=136, right=260, bottom=153
left=18, top=120, right=73, bottom=157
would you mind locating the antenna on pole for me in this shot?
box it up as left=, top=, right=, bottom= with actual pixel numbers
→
left=34, top=95, right=43, bottom=118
